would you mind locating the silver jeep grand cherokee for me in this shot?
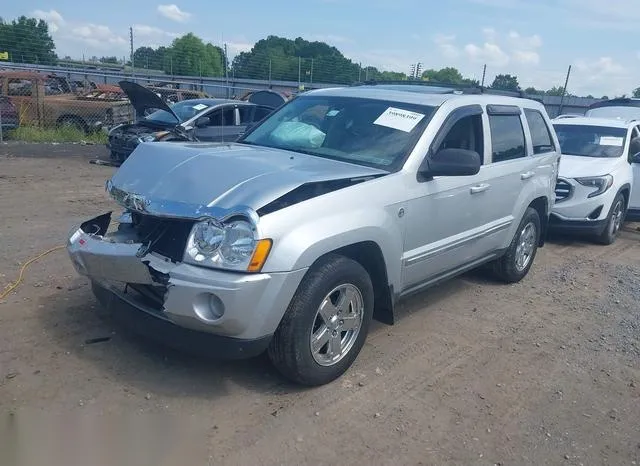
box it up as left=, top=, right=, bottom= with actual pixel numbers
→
left=67, top=84, right=560, bottom=386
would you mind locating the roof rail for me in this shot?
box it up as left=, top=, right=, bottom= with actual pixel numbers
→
left=350, top=79, right=543, bottom=101
left=554, top=114, right=581, bottom=119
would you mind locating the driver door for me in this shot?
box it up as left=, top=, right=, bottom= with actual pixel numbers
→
left=194, top=105, right=242, bottom=142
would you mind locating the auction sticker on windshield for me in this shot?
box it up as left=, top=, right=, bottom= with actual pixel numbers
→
left=374, top=107, right=425, bottom=133
left=193, top=104, right=208, bottom=111
left=599, top=136, right=623, bottom=147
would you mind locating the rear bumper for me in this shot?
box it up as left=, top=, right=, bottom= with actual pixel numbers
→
left=549, top=213, right=607, bottom=235
left=91, top=281, right=271, bottom=359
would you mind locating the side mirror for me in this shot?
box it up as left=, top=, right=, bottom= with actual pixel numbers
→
left=632, top=152, right=640, bottom=164
left=195, top=116, right=210, bottom=128
left=419, top=148, right=481, bottom=178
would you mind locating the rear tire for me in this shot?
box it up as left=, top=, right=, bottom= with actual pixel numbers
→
left=596, top=192, right=626, bottom=245
left=268, top=254, right=374, bottom=386
left=492, top=207, right=541, bottom=283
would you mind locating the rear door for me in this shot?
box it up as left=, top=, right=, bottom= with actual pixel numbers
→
left=477, top=105, right=536, bottom=251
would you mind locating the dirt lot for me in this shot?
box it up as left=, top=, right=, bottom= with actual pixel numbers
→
left=1, top=144, right=639, bottom=466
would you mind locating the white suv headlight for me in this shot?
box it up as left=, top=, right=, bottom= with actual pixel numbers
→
left=185, top=218, right=272, bottom=272
left=575, top=175, right=613, bottom=198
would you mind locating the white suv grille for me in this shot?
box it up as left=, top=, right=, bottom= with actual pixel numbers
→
left=555, top=178, right=572, bottom=202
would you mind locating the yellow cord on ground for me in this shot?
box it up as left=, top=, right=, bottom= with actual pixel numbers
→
left=0, top=245, right=65, bottom=301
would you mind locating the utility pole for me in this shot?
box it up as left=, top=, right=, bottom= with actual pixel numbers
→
left=558, top=65, right=572, bottom=115
left=224, top=43, right=230, bottom=98
left=481, top=64, right=487, bottom=88
left=129, top=26, right=134, bottom=80
left=358, top=62, right=362, bottom=82
left=310, top=58, right=314, bottom=85
left=268, top=59, right=272, bottom=83
left=298, top=57, right=302, bottom=89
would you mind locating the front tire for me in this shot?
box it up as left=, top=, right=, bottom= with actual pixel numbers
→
left=268, top=254, right=374, bottom=386
left=492, top=207, right=541, bottom=283
left=596, top=192, right=626, bottom=245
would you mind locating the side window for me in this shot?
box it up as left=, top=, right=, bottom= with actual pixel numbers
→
left=206, top=107, right=236, bottom=126
left=436, top=114, right=485, bottom=164
left=238, top=106, right=253, bottom=125
left=253, top=106, right=273, bottom=123
left=8, top=79, right=32, bottom=96
left=524, top=109, right=555, bottom=154
left=489, top=114, right=526, bottom=163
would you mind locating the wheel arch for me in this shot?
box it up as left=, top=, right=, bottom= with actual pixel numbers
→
left=528, top=196, right=549, bottom=246
left=303, top=241, right=396, bottom=326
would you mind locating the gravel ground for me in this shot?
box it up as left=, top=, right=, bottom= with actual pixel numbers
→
left=1, top=148, right=639, bottom=466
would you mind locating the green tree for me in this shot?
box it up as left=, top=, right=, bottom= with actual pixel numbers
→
left=99, top=56, right=119, bottom=64
left=524, top=87, right=544, bottom=95
left=633, top=87, right=640, bottom=98
left=166, top=33, right=224, bottom=76
left=422, top=67, right=463, bottom=84
left=0, top=15, right=57, bottom=64
left=231, top=35, right=363, bottom=84
left=491, top=74, right=520, bottom=91
left=546, top=86, right=567, bottom=96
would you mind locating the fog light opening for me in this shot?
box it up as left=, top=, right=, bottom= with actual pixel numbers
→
left=588, top=205, right=603, bottom=220
left=193, top=293, right=225, bottom=322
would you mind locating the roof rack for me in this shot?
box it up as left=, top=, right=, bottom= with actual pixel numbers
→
left=554, top=114, right=581, bottom=119
left=350, top=79, right=542, bottom=101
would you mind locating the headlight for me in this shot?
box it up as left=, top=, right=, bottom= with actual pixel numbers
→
left=185, top=218, right=272, bottom=272
left=575, top=175, right=614, bottom=198
left=137, top=134, right=156, bottom=143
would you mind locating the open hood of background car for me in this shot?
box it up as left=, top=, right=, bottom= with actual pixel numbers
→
left=241, top=89, right=288, bottom=109
left=118, top=80, right=180, bottom=122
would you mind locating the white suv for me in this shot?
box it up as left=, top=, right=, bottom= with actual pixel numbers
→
left=550, top=116, right=640, bottom=244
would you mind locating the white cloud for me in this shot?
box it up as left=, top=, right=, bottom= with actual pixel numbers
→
left=464, top=42, right=510, bottom=66
left=70, top=24, right=126, bottom=49
left=434, top=34, right=460, bottom=59
left=31, top=9, right=64, bottom=33
left=226, top=41, right=253, bottom=56
left=157, top=4, right=191, bottom=23
left=571, top=57, right=630, bottom=96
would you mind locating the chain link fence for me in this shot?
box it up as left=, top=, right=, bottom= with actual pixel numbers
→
left=0, top=58, right=602, bottom=143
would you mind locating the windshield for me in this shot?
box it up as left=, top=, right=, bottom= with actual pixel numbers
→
left=238, top=95, right=435, bottom=170
left=144, top=100, right=211, bottom=124
left=553, top=124, right=627, bottom=158
left=585, top=106, right=640, bottom=120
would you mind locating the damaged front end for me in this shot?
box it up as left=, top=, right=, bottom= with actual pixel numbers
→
left=66, top=209, right=298, bottom=347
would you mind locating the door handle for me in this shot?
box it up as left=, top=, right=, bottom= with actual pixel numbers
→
left=470, top=183, right=490, bottom=194
left=521, top=171, right=535, bottom=180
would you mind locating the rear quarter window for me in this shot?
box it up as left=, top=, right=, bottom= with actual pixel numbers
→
left=524, top=109, right=555, bottom=154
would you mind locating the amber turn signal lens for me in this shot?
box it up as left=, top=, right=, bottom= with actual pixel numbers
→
left=247, top=239, right=272, bottom=272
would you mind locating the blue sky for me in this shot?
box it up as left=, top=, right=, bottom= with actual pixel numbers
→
left=6, top=0, right=640, bottom=96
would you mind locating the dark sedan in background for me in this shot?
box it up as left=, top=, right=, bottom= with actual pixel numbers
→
left=106, top=81, right=285, bottom=163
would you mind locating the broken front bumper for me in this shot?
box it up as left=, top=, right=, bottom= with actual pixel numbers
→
left=66, top=213, right=307, bottom=349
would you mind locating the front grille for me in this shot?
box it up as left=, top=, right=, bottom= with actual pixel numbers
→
left=131, top=213, right=194, bottom=262
left=555, top=178, right=573, bottom=202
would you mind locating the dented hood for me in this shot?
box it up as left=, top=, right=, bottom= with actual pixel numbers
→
left=108, top=142, right=386, bottom=217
